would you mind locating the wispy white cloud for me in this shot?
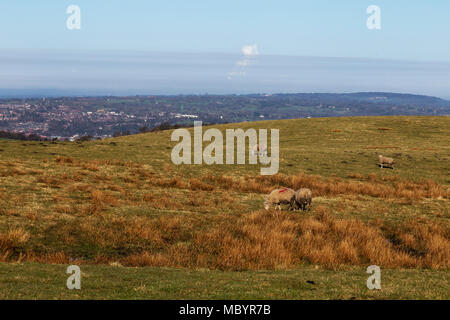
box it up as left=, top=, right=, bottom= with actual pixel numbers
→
left=241, top=44, right=259, bottom=56
left=228, top=44, right=259, bottom=80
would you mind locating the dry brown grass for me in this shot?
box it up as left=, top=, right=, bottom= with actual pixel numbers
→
left=203, top=173, right=449, bottom=201
left=36, top=175, right=62, bottom=188
left=185, top=209, right=409, bottom=270
left=55, top=156, right=74, bottom=164
left=0, top=165, right=27, bottom=177
left=347, top=173, right=364, bottom=180
left=142, top=193, right=155, bottom=203
left=54, top=204, right=77, bottom=215
left=67, top=183, right=92, bottom=193
left=81, top=162, right=100, bottom=172
left=0, top=155, right=448, bottom=270
left=1, top=199, right=448, bottom=270
left=385, top=219, right=450, bottom=269
left=90, top=190, right=119, bottom=206
left=115, top=208, right=449, bottom=270
left=81, top=190, right=119, bottom=215
left=189, top=178, right=215, bottom=191
left=151, top=176, right=187, bottom=189
left=0, top=228, right=30, bottom=253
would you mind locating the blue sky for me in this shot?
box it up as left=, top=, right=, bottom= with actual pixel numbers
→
left=1, top=0, right=449, bottom=61
left=0, top=1, right=449, bottom=97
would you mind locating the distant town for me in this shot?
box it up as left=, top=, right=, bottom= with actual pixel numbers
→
left=0, top=93, right=449, bottom=141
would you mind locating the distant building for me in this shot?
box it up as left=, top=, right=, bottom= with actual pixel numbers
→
left=175, top=114, right=198, bottom=119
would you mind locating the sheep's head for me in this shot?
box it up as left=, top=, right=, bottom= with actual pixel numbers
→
left=263, top=200, right=270, bottom=210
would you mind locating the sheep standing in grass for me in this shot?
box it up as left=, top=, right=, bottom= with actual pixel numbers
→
left=252, top=144, right=268, bottom=157
left=378, top=155, right=395, bottom=169
left=264, top=188, right=295, bottom=210
left=291, top=188, right=312, bottom=211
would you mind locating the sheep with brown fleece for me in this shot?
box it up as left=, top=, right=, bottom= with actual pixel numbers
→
left=378, top=155, right=395, bottom=169
left=264, top=187, right=295, bottom=210
left=291, top=188, right=312, bottom=211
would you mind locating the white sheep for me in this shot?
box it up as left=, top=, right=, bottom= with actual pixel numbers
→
left=378, top=155, right=395, bottom=169
left=264, top=188, right=296, bottom=210
left=252, top=144, right=268, bottom=157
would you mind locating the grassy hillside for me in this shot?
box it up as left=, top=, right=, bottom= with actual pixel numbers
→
left=1, top=263, right=448, bottom=300
left=0, top=116, right=449, bottom=299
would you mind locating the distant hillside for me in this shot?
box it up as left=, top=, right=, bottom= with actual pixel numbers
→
left=0, top=92, right=449, bottom=138
left=260, top=92, right=450, bottom=112
left=333, top=92, right=449, bottom=106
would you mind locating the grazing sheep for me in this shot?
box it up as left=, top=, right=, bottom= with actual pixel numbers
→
left=264, top=187, right=295, bottom=210
left=291, top=188, right=312, bottom=211
left=378, top=155, right=395, bottom=169
left=252, top=144, right=268, bottom=157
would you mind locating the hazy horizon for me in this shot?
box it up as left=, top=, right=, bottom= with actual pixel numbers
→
left=1, top=49, right=449, bottom=100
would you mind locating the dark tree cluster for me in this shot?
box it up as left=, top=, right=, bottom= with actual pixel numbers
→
left=0, top=130, right=48, bottom=141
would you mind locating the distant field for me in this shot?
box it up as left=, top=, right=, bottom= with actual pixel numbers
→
left=0, top=116, right=448, bottom=299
